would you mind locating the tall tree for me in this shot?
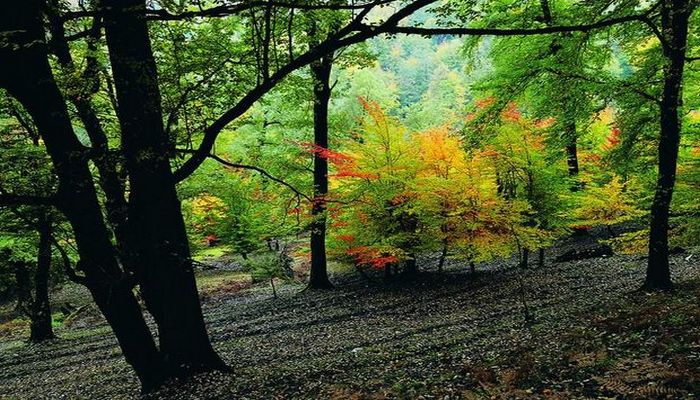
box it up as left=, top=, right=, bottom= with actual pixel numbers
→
left=100, top=0, right=228, bottom=377
left=644, top=0, right=694, bottom=291
left=309, top=52, right=335, bottom=289
left=45, top=1, right=129, bottom=248
left=29, top=210, right=54, bottom=342
left=0, top=0, right=162, bottom=388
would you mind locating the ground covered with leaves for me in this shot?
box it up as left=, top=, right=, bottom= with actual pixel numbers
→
left=1, top=240, right=699, bottom=399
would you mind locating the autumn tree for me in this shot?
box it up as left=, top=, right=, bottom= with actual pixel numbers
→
left=414, top=127, right=519, bottom=271
left=329, top=100, right=421, bottom=278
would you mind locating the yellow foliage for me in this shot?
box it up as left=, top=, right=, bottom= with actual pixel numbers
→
left=191, top=194, right=227, bottom=219
left=606, top=230, right=649, bottom=255
left=571, top=175, right=645, bottom=227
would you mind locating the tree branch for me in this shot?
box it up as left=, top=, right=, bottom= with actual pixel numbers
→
left=50, top=235, right=88, bottom=285
left=0, top=193, right=56, bottom=207
left=63, top=0, right=400, bottom=21
left=173, top=1, right=652, bottom=182
left=382, top=13, right=651, bottom=36
left=172, top=0, right=438, bottom=182
left=544, top=67, right=660, bottom=104
left=176, top=149, right=312, bottom=202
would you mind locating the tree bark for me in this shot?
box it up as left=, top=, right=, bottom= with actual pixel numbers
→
left=101, top=0, right=227, bottom=378
left=308, top=53, right=334, bottom=289
left=46, top=6, right=129, bottom=249
left=644, top=0, right=690, bottom=291
left=270, top=277, right=278, bottom=298
left=0, top=0, right=161, bottom=388
left=13, top=261, right=32, bottom=317
left=30, top=211, right=54, bottom=342
left=520, top=248, right=529, bottom=269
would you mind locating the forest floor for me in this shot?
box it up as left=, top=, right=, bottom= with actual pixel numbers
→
left=0, top=235, right=699, bottom=399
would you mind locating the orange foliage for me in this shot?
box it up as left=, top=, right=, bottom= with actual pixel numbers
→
left=603, top=126, right=621, bottom=150
left=475, top=96, right=496, bottom=109
left=535, top=117, right=556, bottom=129
left=302, top=142, right=354, bottom=165
left=346, top=246, right=399, bottom=269
left=337, top=234, right=356, bottom=243
left=502, top=102, right=522, bottom=122
left=299, top=141, right=378, bottom=180
left=357, top=96, right=386, bottom=123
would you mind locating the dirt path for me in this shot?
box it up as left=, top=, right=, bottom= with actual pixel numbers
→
left=0, top=248, right=698, bottom=399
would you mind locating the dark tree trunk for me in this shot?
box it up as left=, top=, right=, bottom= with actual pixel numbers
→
left=437, top=238, right=448, bottom=272
left=308, top=53, right=334, bottom=289
left=13, top=261, right=32, bottom=317
left=270, top=277, right=278, bottom=299
left=539, top=0, right=553, bottom=23
left=0, top=1, right=161, bottom=389
left=644, top=0, right=690, bottom=291
left=565, top=140, right=579, bottom=177
left=101, top=0, right=227, bottom=378
left=45, top=4, right=129, bottom=247
left=520, top=248, right=529, bottom=269
left=496, top=171, right=504, bottom=197
left=404, top=254, right=418, bottom=276
left=469, top=262, right=476, bottom=275
left=538, top=248, right=545, bottom=268
left=565, top=121, right=581, bottom=190
left=30, top=212, right=54, bottom=342
left=540, top=0, right=581, bottom=190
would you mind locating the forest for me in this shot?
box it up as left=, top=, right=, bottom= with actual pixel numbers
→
left=0, top=0, right=698, bottom=398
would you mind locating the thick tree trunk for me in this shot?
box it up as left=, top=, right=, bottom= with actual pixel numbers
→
left=644, top=0, right=690, bottom=291
left=101, top=0, right=227, bottom=378
left=30, top=212, right=54, bottom=342
left=0, top=1, right=161, bottom=388
left=308, top=54, right=334, bottom=289
left=539, top=0, right=553, bottom=23
left=46, top=5, right=129, bottom=247
left=13, top=261, right=32, bottom=317
left=538, top=248, right=545, bottom=268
